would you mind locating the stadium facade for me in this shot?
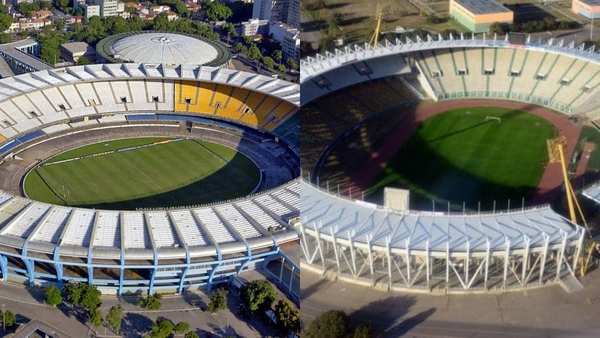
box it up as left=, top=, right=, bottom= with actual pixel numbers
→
left=0, top=63, right=299, bottom=294
left=299, top=33, right=592, bottom=292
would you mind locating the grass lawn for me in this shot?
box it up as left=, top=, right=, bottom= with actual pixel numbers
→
left=367, top=107, right=556, bottom=210
left=24, top=137, right=260, bottom=210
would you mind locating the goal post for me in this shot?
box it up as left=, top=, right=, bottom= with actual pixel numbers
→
left=485, top=116, right=502, bottom=123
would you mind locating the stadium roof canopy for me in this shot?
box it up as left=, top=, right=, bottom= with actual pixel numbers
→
left=300, top=182, right=582, bottom=253
left=454, top=0, right=511, bottom=14
left=583, top=183, right=600, bottom=204
left=98, top=32, right=230, bottom=66
left=579, top=0, right=600, bottom=5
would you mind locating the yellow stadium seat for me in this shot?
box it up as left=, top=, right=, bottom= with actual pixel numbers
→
left=195, top=83, right=215, bottom=113
left=212, top=85, right=234, bottom=117
left=0, top=134, right=6, bottom=143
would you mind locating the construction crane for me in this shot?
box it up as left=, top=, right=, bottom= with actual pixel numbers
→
left=369, top=4, right=383, bottom=48
left=547, top=137, right=597, bottom=276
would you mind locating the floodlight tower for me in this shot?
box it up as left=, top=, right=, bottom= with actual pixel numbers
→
left=548, top=136, right=596, bottom=276
left=369, top=4, right=383, bottom=48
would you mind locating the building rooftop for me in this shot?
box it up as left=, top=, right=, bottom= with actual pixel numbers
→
left=109, top=32, right=223, bottom=65
left=454, top=0, right=511, bottom=14
left=61, top=41, right=91, bottom=54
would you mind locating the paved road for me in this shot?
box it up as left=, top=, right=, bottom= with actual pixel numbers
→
left=0, top=282, right=268, bottom=337
left=301, top=268, right=600, bottom=337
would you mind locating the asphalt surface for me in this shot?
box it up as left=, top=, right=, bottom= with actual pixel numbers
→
left=301, top=267, right=600, bottom=337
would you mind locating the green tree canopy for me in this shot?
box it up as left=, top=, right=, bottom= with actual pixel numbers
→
left=274, top=300, right=301, bottom=335
left=304, top=310, right=349, bottom=338
left=45, top=285, right=62, bottom=307
left=204, top=1, right=232, bottom=22
left=105, top=305, right=123, bottom=334
left=207, top=288, right=227, bottom=313
left=240, top=280, right=276, bottom=313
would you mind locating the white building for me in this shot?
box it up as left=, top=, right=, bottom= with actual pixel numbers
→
left=269, top=22, right=299, bottom=59
left=99, top=0, right=118, bottom=17
left=240, top=18, right=269, bottom=36
left=84, top=4, right=100, bottom=19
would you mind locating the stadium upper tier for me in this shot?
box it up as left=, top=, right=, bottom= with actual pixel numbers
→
left=300, top=33, right=600, bottom=118
left=0, top=63, right=299, bottom=143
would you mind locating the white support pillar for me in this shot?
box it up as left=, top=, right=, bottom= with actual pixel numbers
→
left=522, top=236, right=530, bottom=287
left=367, top=235, right=374, bottom=277
left=348, top=231, right=357, bottom=277
left=445, top=242, right=450, bottom=289
left=572, top=229, right=585, bottom=273
left=386, top=238, right=393, bottom=290
left=465, top=240, right=470, bottom=288
left=539, top=235, right=550, bottom=285
left=426, top=240, right=430, bottom=289
left=556, top=232, right=568, bottom=280
left=330, top=228, right=341, bottom=273
left=314, top=225, right=326, bottom=271
left=405, top=238, right=411, bottom=286
left=484, top=239, right=490, bottom=290
left=503, top=239, right=510, bottom=289
left=299, top=223, right=312, bottom=263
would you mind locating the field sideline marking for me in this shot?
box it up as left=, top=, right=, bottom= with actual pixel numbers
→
left=40, top=138, right=185, bottom=167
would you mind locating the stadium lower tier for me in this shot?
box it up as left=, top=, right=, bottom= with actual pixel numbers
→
left=298, top=182, right=585, bottom=293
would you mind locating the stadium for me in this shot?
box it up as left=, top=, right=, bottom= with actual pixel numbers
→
left=298, top=33, right=594, bottom=293
left=0, top=63, right=300, bottom=295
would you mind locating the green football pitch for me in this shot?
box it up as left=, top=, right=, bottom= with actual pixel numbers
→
left=24, top=137, right=260, bottom=210
left=367, top=107, right=556, bottom=210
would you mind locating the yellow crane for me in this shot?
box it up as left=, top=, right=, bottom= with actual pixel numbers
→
left=547, top=137, right=596, bottom=276
left=369, top=4, right=383, bottom=48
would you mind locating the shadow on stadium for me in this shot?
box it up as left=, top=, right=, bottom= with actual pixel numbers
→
left=301, top=87, right=565, bottom=212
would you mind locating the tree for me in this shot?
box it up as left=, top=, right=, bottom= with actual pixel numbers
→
left=153, top=13, right=171, bottom=32
left=205, top=1, right=232, bottom=22
left=234, top=42, right=247, bottom=54
left=184, top=331, right=199, bottom=338
left=274, top=300, right=300, bottom=335
left=105, top=305, right=123, bottom=334
left=64, top=281, right=86, bottom=305
left=352, top=323, right=374, bottom=338
left=262, top=56, right=275, bottom=70
left=149, top=318, right=175, bottom=338
left=287, top=58, right=298, bottom=71
left=174, top=321, right=190, bottom=334
left=240, top=280, right=276, bottom=313
left=247, top=43, right=262, bottom=61
left=304, top=310, right=349, bottom=338
left=271, top=50, right=283, bottom=64
left=223, top=22, right=236, bottom=41
left=207, top=288, right=227, bottom=313
left=489, top=22, right=507, bottom=34
left=0, top=310, right=16, bottom=329
left=55, top=0, right=70, bottom=11
left=276, top=63, right=286, bottom=73
left=45, top=285, right=62, bottom=307
left=0, top=10, right=11, bottom=32
left=77, top=56, right=91, bottom=65
left=138, top=293, right=161, bottom=310
left=90, top=308, right=102, bottom=327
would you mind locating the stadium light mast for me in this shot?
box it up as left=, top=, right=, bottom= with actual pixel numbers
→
left=369, top=4, right=383, bottom=48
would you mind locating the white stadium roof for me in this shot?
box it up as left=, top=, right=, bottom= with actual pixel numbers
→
left=0, top=180, right=300, bottom=260
left=111, top=32, right=220, bottom=65
left=300, top=182, right=583, bottom=254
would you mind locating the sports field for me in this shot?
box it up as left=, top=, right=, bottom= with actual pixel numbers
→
left=24, top=137, right=260, bottom=210
left=367, top=107, right=556, bottom=209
